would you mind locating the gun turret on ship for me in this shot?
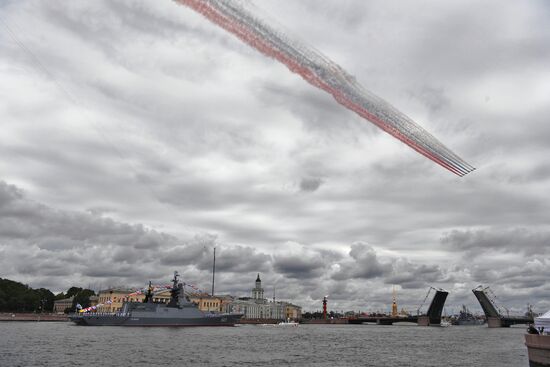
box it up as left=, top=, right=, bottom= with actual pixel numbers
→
left=69, top=271, right=242, bottom=326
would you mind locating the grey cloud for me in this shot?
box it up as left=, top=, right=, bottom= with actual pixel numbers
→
left=2, top=181, right=455, bottom=309
left=385, top=260, right=445, bottom=290
left=273, top=254, right=324, bottom=279
left=441, top=227, right=550, bottom=256
left=299, top=177, right=323, bottom=192
left=213, top=246, right=272, bottom=272
left=158, top=234, right=216, bottom=266
left=332, top=243, right=391, bottom=280
left=407, top=85, right=450, bottom=115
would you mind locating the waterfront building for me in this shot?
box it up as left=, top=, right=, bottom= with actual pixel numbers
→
left=89, top=295, right=98, bottom=307
left=218, top=295, right=236, bottom=313
left=227, top=274, right=302, bottom=321
left=53, top=296, right=74, bottom=313
left=189, top=295, right=222, bottom=312
left=97, top=288, right=144, bottom=312
left=93, top=275, right=301, bottom=318
left=54, top=295, right=98, bottom=313
left=285, top=303, right=302, bottom=321
left=252, top=273, right=264, bottom=300
left=151, top=290, right=171, bottom=304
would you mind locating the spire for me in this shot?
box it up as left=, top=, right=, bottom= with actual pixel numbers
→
left=392, top=285, right=398, bottom=317
left=256, top=273, right=261, bottom=282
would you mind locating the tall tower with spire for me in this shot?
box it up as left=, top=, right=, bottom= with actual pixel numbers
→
left=391, top=285, right=398, bottom=317
left=252, top=273, right=264, bottom=301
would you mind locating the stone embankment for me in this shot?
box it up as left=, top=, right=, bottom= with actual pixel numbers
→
left=0, top=313, right=68, bottom=322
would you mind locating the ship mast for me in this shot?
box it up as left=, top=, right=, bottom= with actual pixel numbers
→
left=144, top=281, right=153, bottom=303
left=167, top=271, right=180, bottom=308
left=211, top=247, right=216, bottom=296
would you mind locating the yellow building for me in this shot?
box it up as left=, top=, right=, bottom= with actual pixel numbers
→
left=89, top=295, right=98, bottom=307
left=53, top=296, right=74, bottom=313
left=97, top=288, right=145, bottom=312
left=218, top=295, right=235, bottom=313
left=189, top=295, right=222, bottom=312
left=151, top=289, right=171, bottom=304
left=285, top=303, right=302, bottom=321
left=96, top=287, right=223, bottom=313
left=152, top=290, right=223, bottom=312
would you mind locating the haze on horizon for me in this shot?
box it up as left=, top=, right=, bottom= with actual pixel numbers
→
left=1, top=0, right=549, bottom=313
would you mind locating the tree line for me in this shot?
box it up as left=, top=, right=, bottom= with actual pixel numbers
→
left=0, top=278, right=95, bottom=313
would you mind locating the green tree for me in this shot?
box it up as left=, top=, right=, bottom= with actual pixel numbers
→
left=35, top=288, right=55, bottom=312
left=70, top=288, right=96, bottom=312
left=0, top=278, right=54, bottom=312
left=66, top=287, right=83, bottom=298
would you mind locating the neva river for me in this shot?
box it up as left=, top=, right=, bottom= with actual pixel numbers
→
left=1, top=322, right=529, bottom=366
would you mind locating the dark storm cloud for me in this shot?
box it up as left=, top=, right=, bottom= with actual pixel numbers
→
left=159, top=236, right=272, bottom=273
left=385, top=260, right=445, bottom=290
left=299, top=177, right=323, bottom=192
left=213, top=245, right=272, bottom=272
left=1, top=179, right=458, bottom=309
left=330, top=243, right=445, bottom=291
left=0, top=180, right=179, bottom=285
left=273, top=253, right=324, bottom=279
left=441, top=227, right=550, bottom=256
left=332, top=243, right=391, bottom=280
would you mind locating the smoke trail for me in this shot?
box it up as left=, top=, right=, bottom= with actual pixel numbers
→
left=175, top=0, right=475, bottom=176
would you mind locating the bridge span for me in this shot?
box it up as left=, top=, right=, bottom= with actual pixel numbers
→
left=472, top=285, right=533, bottom=327
left=348, top=288, right=448, bottom=326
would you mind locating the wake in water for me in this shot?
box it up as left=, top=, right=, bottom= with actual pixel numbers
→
left=175, top=0, right=475, bottom=176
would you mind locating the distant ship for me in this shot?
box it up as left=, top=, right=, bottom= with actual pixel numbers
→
left=69, top=272, right=243, bottom=326
left=452, top=305, right=484, bottom=326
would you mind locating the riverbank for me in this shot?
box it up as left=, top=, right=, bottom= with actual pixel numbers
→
left=0, top=313, right=68, bottom=322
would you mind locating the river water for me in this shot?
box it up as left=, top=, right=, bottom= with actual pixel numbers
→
left=0, top=322, right=529, bottom=366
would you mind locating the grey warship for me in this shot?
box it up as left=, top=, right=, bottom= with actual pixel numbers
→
left=69, top=272, right=242, bottom=326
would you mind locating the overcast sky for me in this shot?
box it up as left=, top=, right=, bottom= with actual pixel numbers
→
left=1, top=0, right=549, bottom=314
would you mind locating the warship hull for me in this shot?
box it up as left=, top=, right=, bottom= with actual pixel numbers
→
left=70, top=313, right=242, bottom=327
left=452, top=319, right=484, bottom=326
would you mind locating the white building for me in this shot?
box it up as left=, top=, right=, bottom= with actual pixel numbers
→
left=228, top=274, right=300, bottom=320
left=251, top=273, right=264, bottom=300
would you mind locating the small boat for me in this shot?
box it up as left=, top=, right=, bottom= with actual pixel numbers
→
left=440, top=320, right=451, bottom=327
left=277, top=319, right=299, bottom=327
left=525, top=310, right=550, bottom=367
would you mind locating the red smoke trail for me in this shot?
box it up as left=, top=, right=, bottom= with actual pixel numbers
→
left=175, top=0, right=472, bottom=176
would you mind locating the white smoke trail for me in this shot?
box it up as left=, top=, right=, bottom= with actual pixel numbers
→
left=175, top=0, right=475, bottom=176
